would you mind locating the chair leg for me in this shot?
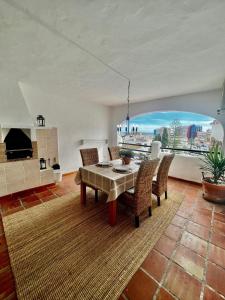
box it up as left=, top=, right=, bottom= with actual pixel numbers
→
left=157, top=196, right=160, bottom=206
left=148, top=206, right=152, bottom=217
left=165, top=191, right=168, bottom=199
left=95, top=189, right=98, bottom=202
left=135, top=216, right=140, bottom=228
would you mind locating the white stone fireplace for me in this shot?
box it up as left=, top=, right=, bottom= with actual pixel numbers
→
left=0, top=125, right=59, bottom=197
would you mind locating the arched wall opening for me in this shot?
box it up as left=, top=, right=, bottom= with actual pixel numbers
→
left=117, top=111, right=224, bottom=151
left=110, top=89, right=225, bottom=149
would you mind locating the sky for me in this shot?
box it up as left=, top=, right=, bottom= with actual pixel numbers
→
left=125, top=111, right=214, bottom=133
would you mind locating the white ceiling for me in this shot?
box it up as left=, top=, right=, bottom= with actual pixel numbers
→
left=1, top=0, right=225, bottom=106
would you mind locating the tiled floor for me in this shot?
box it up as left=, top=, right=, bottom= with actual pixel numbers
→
left=0, top=175, right=225, bottom=300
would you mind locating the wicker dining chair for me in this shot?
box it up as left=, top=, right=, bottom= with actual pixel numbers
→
left=80, top=148, right=99, bottom=202
left=152, top=154, right=175, bottom=206
left=119, top=159, right=159, bottom=228
left=108, top=146, right=121, bottom=160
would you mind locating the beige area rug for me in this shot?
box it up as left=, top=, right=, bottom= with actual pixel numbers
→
left=3, top=191, right=184, bottom=300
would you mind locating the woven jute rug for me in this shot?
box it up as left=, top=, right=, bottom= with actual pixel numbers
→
left=3, top=191, right=183, bottom=300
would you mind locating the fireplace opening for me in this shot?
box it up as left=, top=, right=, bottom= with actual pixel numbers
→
left=4, top=128, right=33, bottom=160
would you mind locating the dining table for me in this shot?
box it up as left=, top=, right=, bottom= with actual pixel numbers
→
left=75, top=159, right=140, bottom=226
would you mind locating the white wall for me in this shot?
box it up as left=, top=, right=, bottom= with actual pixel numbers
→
left=0, top=79, right=33, bottom=127
left=160, top=152, right=203, bottom=183
left=20, top=83, right=110, bottom=173
left=109, top=89, right=225, bottom=148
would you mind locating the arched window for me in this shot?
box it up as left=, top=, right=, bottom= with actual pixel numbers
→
left=117, top=111, right=224, bottom=151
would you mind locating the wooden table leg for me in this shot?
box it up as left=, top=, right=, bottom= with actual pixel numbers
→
left=108, top=200, right=117, bottom=226
left=80, top=182, right=86, bottom=205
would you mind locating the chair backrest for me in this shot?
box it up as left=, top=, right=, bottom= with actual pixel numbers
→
left=108, top=146, right=120, bottom=160
left=80, top=148, right=99, bottom=166
left=134, top=159, right=159, bottom=215
left=156, top=154, right=175, bottom=188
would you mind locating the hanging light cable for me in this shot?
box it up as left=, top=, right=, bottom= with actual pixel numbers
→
left=4, top=0, right=135, bottom=133
left=126, top=80, right=131, bottom=134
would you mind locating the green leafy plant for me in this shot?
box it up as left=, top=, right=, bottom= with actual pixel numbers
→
left=119, top=149, right=134, bottom=158
left=200, top=144, right=225, bottom=184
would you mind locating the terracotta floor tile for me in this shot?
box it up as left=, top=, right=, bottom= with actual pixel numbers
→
left=20, top=194, right=39, bottom=203
left=179, top=203, right=193, bottom=212
left=213, top=220, right=225, bottom=236
left=211, top=231, right=225, bottom=250
left=49, top=187, right=69, bottom=197
left=171, top=215, right=187, bottom=228
left=214, top=212, right=225, bottom=224
left=176, top=208, right=192, bottom=219
left=182, top=197, right=196, bottom=207
left=154, top=235, right=177, bottom=258
left=0, top=199, right=22, bottom=212
left=124, top=269, right=158, bottom=300
left=164, top=263, right=201, bottom=300
left=141, top=249, right=169, bottom=282
left=17, top=189, right=35, bottom=198
left=187, top=221, right=210, bottom=241
left=0, top=222, right=4, bottom=236
left=164, top=224, right=183, bottom=241
left=1, top=206, right=24, bottom=217
left=0, top=235, right=7, bottom=252
left=195, top=200, right=214, bottom=211
left=195, top=208, right=212, bottom=218
left=191, top=212, right=212, bottom=228
left=208, top=244, right=225, bottom=269
left=3, top=292, right=17, bottom=300
left=11, top=193, right=22, bottom=201
left=22, top=199, right=42, bottom=208
left=214, top=205, right=225, bottom=214
left=0, top=195, right=12, bottom=202
left=0, top=250, right=10, bottom=270
left=203, top=286, right=224, bottom=300
left=35, top=190, right=55, bottom=199
left=156, top=288, right=176, bottom=300
left=0, top=268, right=15, bottom=297
left=41, top=194, right=57, bottom=202
left=206, top=262, right=225, bottom=296
left=181, top=231, right=208, bottom=257
left=173, top=245, right=205, bottom=280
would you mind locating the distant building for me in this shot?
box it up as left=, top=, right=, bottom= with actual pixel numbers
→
left=187, top=125, right=202, bottom=140
left=153, top=127, right=165, bottom=137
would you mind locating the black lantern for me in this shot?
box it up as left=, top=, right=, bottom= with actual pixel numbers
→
left=37, top=115, right=45, bottom=127
left=40, top=158, right=46, bottom=170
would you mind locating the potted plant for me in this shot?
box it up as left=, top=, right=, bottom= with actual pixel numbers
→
left=52, top=160, right=62, bottom=183
left=201, top=143, right=225, bottom=203
left=119, top=149, right=134, bottom=165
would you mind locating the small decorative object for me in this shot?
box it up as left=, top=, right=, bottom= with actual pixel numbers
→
left=119, top=149, right=134, bottom=165
left=40, top=158, right=47, bottom=170
left=52, top=159, right=62, bottom=182
left=37, top=115, right=45, bottom=127
left=52, top=163, right=60, bottom=170
left=200, top=143, right=225, bottom=203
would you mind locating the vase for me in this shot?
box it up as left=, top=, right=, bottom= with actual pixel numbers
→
left=122, top=157, right=131, bottom=165
left=202, top=179, right=225, bottom=203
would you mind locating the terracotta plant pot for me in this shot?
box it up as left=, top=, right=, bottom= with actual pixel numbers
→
left=122, top=157, right=131, bottom=165
left=202, top=179, right=225, bottom=203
